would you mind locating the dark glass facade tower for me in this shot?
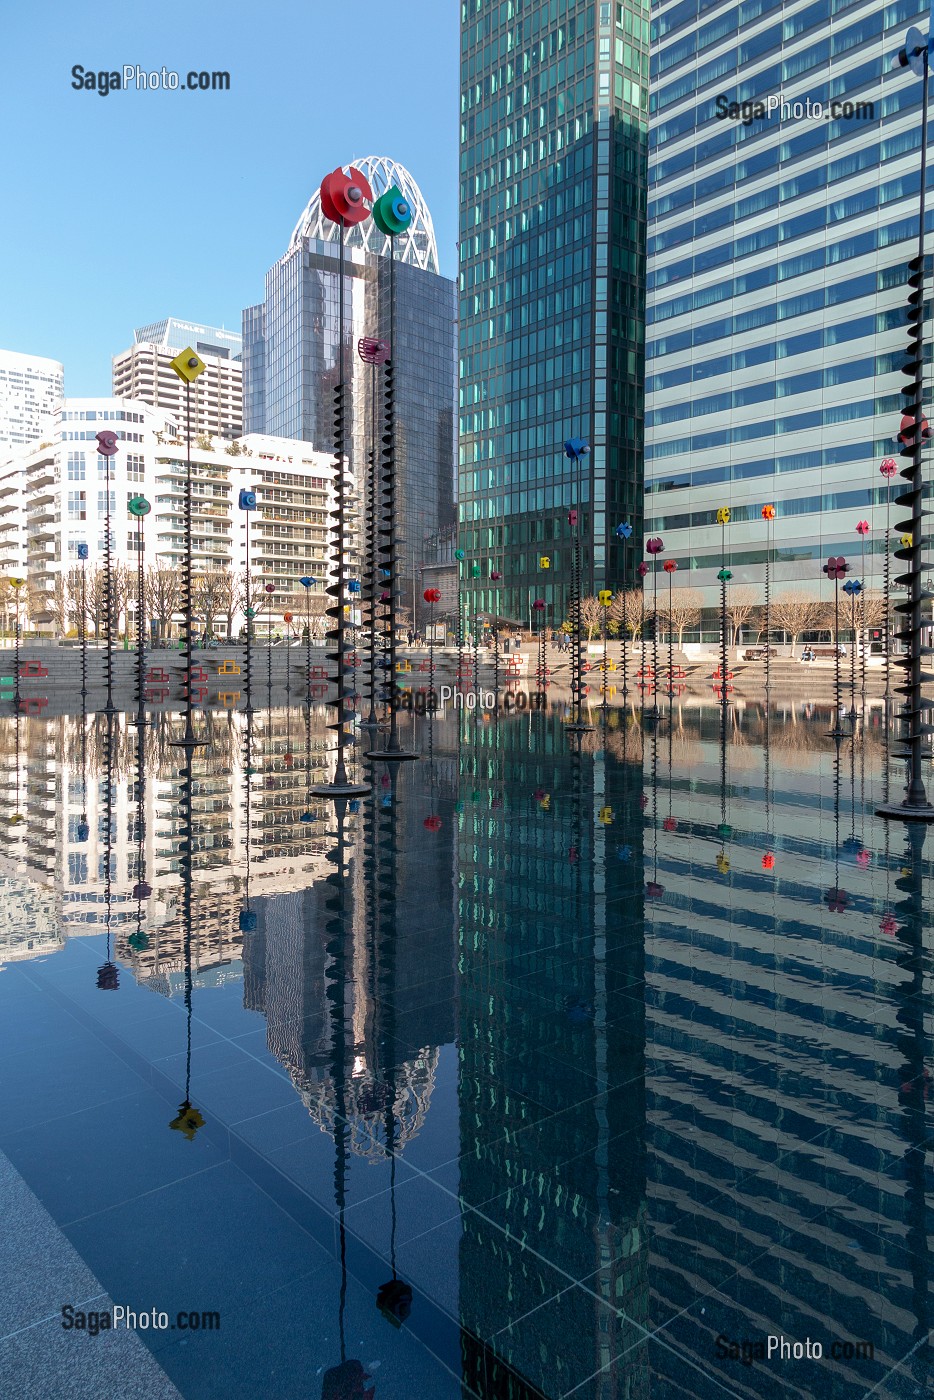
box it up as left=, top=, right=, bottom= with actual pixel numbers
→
left=458, top=0, right=649, bottom=627
left=242, top=158, right=457, bottom=618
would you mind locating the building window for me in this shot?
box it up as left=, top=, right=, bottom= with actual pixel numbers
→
left=126, top=454, right=144, bottom=481
left=67, top=452, right=85, bottom=481
left=67, top=491, right=87, bottom=522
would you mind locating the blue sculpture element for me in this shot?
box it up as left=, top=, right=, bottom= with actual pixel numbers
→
left=238, top=908, right=257, bottom=932
left=77, top=542, right=89, bottom=560
left=564, top=437, right=590, bottom=462
left=614, top=522, right=633, bottom=540
left=299, top=575, right=316, bottom=589
left=348, top=580, right=361, bottom=594
left=238, top=489, right=257, bottom=511
left=843, top=578, right=863, bottom=596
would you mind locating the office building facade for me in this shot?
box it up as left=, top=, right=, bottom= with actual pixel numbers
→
left=458, top=0, right=649, bottom=628
left=0, top=349, right=64, bottom=451
left=113, top=318, right=243, bottom=439
left=645, top=0, right=927, bottom=613
left=243, top=156, right=457, bottom=620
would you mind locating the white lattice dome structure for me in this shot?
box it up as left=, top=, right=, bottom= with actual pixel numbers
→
left=288, top=156, right=439, bottom=274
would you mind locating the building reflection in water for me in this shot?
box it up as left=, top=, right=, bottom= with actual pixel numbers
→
left=0, top=701, right=929, bottom=1397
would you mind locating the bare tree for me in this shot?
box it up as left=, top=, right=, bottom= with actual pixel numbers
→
left=771, top=591, right=825, bottom=655
left=658, top=586, right=703, bottom=647
left=578, top=595, right=604, bottom=640
left=610, top=589, right=644, bottom=644
left=147, top=567, right=181, bottom=644
left=725, top=584, right=759, bottom=645
left=193, top=568, right=235, bottom=640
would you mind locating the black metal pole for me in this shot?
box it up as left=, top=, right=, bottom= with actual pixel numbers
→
left=103, top=453, right=114, bottom=715
left=80, top=562, right=87, bottom=703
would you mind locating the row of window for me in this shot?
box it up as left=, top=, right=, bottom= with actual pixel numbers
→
left=647, top=395, right=901, bottom=460
left=645, top=483, right=896, bottom=533
left=646, top=439, right=893, bottom=491
left=60, top=410, right=145, bottom=424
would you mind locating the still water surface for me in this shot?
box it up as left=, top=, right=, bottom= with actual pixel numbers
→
left=0, top=701, right=930, bottom=1399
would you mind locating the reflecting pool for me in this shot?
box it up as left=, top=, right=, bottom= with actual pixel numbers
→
left=0, top=700, right=930, bottom=1399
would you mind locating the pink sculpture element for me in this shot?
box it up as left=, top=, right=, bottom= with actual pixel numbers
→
left=533, top=599, right=545, bottom=610
left=823, top=556, right=848, bottom=580
left=568, top=510, right=578, bottom=526
left=856, top=849, right=871, bottom=868
left=637, top=561, right=649, bottom=578
left=855, top=520, right=870, bottom=536
left=490, top=571, right=502, bottom=581
left=880, top=913, right=897, bottom=936
left=646, top=537, right=664, bottom=554
left=880, top=458, right=897, bottom=477
left=95, top=429, right=118, bottom=456
left=358, top=337, right=390, bottom=365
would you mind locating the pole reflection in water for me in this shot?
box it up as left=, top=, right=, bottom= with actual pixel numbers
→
left=168, top=726, right=205, bottom=1140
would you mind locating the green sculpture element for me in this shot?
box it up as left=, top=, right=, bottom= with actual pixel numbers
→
left=372, top=185, right=413, bottom=237
left=128, top=495, right=151, bottom=518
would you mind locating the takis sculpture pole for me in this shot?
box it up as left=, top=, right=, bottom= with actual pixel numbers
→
left=129, top=495, right=150, bottom=727
left=358, top=337, right=390, bottom=728
left=761, top=504, right=776, bottom=706
left=95, top=429, right=119, bottom=715
left=856, top=519, right=870, bottom=712
left=367, top=181, right=418, bottom=763
left=168, top=347, right=208, bottom=749
left=77, top=543, right=89, bottom=702
left=615, top=520, right=633, bottom=699
left=823, top=556, right=849, bottom=739
left=843, top=576, right=863, bottom=720
left=715, top=507, right=732, bottom=716
left=646, top=537, right=664, bottom=719
left=299, top=575, right=316, bottom=705
left=311, top=165, right=373, bottom=795
left=9, top=576, right=25, bottom=711
left=881, top=25, right=934, bottom=819
left=239, top=487, right=257, bottom=714
left=599, top=589, right=612, bottom=710
left=663, top=561, right=677, bottom=703
left=564, top=436, right=593, bottom=733
left=533, top=598, right=546, bottom=690
left=880, top=457, right=897, bottom=713
left=637, top=559, right=648, bottom=703
left=265, top=582, right=275, bottom=704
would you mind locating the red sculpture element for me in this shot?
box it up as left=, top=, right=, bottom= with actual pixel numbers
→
left=490, top=571, right=502, bottom=581
left=640, top=792, right=648, bottom=809
left=646, top=881, right=664, bottom=898
left=637, top=561, right=649, bottom=578
left=423, top=815, right=442, bottom=832
left=823, top=556, right=848, bottom=580
left=423, top=588, right=441, bottom=603
left=646, top=537, right=664, bottom=554
left=880, top=458, right=897, bottom=477
left=265, top=583, right=276, bottom=594
left=663, top=816, right=677, bottom=832
left=855, top=520, right=870, bottom=536
left=824, top=887, right=849, bottom=913
left=856, top=849, right=871, bottom=868
left=880, top=913, right=897, bottom=936
left=533, top=599, right=545, bottom=610
left=358, top=337, right=391, bottom=365
left=95, top=429, right=118, bottom=456
left=319, top=166, right=373, bottom=226
left=761, top=504, right=776, bottom=520
left=663, top=560, right=678, bottom=574
left=762, top=852, right=775, bottom=870
left=898, top=413, right=932, bottom=444
left=568, top=510, right=578, bottom=526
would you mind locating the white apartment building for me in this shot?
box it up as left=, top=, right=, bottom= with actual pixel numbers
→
left=112, top=318, right=243, bottom=439
left=0, top=349, right=64, bottom=451
left=0, top=397, right=349, bottom=634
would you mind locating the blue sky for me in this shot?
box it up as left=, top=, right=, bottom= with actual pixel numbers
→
left=0, top=0, right=458, bottom=395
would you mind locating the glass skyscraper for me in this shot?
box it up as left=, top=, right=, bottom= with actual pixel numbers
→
left=243, top=157, right=456, bottom=618
left=645, top=0, right=927, bottom=615
left=459, top=0, right=649, bottom=627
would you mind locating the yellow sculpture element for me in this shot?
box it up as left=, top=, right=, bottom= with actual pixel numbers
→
left=716, top=853, right=730, bottom=873
left=598, top=805, right=614, bottom=825
left=169, top=1101, right=205, bottom=1140
left=598, top=589, right=613, bottom=606
left=8, top=577, right=25, bottom=589
left=539, top=556, right=551, bottom=569
left=169, top=347, right=207, bottom=384
left=900, top=533, right=913, bottom=548
left=716, top=507, right=731, bottom=525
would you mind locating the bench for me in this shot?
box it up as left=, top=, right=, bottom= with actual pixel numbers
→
left=801, top=647, right=842, bottom=661
left=741, top=647, right=777, bottom=661
left=20, top=661, right=48, bottom=678
left=144, top=685, right=169, bottom=703
left=217, top=660, right=241, bottom=675
left=18, top=696, right=48, bottom=714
